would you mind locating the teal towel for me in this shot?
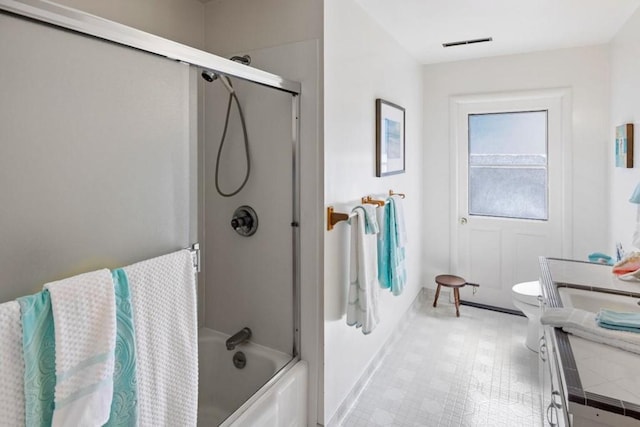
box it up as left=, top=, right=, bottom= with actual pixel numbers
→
left=18, top=290, right=56, bottom=427
left=378, top=198, right=406, bottom=295
left=351, top=205, right=379, bottom=235
left=105, top=269, right=138, bottom=427
left=596, top=309, right=640, bottom=333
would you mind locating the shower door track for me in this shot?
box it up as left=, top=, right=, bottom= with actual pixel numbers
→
left=0, top=0, right=301, bottom=95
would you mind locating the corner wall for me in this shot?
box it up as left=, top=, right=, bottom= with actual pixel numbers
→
left=610, top=8, right=640, bottom=253
left=204, top=0, right=323, bottom=56
left=323, top=0, right=424, bottom=423
left=422, top=46, right=611, bottom=287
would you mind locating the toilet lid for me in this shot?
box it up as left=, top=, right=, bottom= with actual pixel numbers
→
left=512, top=281, right=541, bottom=305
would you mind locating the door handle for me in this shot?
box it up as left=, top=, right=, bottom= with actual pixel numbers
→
left=460, top=217, right=468, bottom=225
left=546, top=402, right=558, bottom=426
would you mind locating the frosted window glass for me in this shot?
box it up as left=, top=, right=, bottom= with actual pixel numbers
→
left=468, top=111, right=548, bottom=220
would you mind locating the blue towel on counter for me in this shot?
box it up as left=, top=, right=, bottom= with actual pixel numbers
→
left=377, top=196, right=407, bottom=296
left=106, top=269, right=138, bottom=427
left=596, top=309, right=640, bottom=333
left=18, top=290, right=56, bottom=427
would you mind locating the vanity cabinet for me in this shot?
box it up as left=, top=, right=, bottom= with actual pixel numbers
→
left=539, top=324, right=570, bottom=426
left=539, top=257, right=640, bottom=427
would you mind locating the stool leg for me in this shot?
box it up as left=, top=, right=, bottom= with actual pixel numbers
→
left=454, top=288, right=460, bottom=317
left=433, top=284, right=441, bottom=307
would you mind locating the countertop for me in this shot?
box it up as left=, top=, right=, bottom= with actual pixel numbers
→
left=539, top=257, right=640, bottom=421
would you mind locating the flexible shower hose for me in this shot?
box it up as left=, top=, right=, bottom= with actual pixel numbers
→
left=215, top=77, right=251, bottom=197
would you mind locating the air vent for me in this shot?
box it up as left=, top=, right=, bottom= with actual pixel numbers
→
left=442, top=37, right=493, bottom=48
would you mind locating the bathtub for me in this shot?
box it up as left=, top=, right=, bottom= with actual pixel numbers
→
left=197, top=328, right=307, bottom=427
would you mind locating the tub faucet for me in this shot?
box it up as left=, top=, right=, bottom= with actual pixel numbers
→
left=226, top=327, right=252, bottom=350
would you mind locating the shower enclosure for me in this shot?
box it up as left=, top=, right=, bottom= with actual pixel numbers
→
left=199, top=52, right=302, bottom=424
left=0, top=1, right=302, bottom=425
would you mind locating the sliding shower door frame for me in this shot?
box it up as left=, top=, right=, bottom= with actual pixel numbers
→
left=0, top=0, right=303, bottom=380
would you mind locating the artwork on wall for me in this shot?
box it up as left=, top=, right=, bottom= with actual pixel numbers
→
left=615, top=123, right=634, bottom=168
left=376, top=99, right=405, bottom=177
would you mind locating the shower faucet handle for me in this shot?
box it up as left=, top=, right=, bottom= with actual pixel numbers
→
left=231, top=214, right=252, bottom=229
left=231, top=206, right=258, bottom=237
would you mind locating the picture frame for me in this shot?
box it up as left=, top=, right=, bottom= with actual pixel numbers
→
left=376, top=98, right=405, bottom=177
left=615, top=123, right=634, bottom=168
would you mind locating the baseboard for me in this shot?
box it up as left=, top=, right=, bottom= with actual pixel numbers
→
left=326, top=289, right=428, bottom=427
left=459, top=300, right=525, bottom=317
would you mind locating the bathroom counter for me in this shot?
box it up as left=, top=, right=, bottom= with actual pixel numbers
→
left=540, top=257, right=640, bottom=426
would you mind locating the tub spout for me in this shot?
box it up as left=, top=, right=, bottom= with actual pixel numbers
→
left=226, top=327, right=252, bottom=350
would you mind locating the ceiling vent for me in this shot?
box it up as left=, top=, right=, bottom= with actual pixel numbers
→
left=442, top=37, right=493, bottom=48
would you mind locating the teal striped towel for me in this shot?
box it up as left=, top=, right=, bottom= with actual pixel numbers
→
left=378, top=197, right=406, bottom=296
left=44, top=269, right=116, bottom=427
left=18, top=271, right=138, bottom=427
left=106, top=269, right=138, bottom=427
left=18, top=290, right=56, bottom=427
left=596, top=309, right=640, bottom=333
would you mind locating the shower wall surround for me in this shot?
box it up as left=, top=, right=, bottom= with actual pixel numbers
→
left=203, top=69, right=294, bottom=354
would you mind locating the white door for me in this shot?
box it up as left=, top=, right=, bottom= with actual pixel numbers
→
left=451, top=90, right=572, bottom=310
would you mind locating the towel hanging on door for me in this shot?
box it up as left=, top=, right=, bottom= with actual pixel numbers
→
left=124, top=249, right=198, bottom=426
left=0, top=300, right=26, bottom=426
left=44, top=269, right=117, bottom=427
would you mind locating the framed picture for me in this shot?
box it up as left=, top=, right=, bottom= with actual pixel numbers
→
left=616, top=123, right=634, bottom=168
left=376, top=98, right=405, bottom=177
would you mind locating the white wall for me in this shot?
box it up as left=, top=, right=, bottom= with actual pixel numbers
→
left=323, top=0, right=424, bottom=423
left=422, top=46, right=611, bottom=288
left=52, top=0, right=205, bottom=49
left=610, top=8, right=640, bottom=253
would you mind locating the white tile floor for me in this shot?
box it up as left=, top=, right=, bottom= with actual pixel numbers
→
left=341, top=297, right=542, bottom=427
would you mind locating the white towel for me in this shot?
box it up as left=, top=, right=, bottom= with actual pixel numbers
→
left=0, top=301, right=25, bottom=426
left=44, top=269, right=117, bottom=427
left=390, top=195, right=407, bottom=248
left=542, top=308, right=640, bottom=354
left=125, top=249, right=198, bottom=427
left=347, top=206, right=380, bottom=334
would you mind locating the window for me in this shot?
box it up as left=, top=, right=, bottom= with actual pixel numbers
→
left=468, top=111, right=548, bottom=220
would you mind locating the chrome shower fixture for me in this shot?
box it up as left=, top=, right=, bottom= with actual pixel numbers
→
left=200, top=54, right=251, bottom=84
left=201, top=69, right=218, bottom=83
left=230, top=54, right=251, bottom=65
left=200, top=53, right=253, bottom=197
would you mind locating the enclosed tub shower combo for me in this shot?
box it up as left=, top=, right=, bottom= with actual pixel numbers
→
left=0, top=0, right=306, bottom=425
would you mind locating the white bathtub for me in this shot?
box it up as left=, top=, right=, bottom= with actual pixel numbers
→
left=197, top=328, right=307, bottom=427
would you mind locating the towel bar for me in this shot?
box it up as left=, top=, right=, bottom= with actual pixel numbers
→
left=326, top=190, right=407, bottom=231
left=361, top=196, right=385, bottom=206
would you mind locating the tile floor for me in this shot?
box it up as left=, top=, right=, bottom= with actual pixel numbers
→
left=341, top=296, right=542, bottom=427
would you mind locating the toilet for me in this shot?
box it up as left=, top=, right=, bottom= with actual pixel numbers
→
left=511, top=281, right=542, bottom=352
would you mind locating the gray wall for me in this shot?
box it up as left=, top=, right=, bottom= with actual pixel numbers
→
left=0, top=13, right=197, bottom=302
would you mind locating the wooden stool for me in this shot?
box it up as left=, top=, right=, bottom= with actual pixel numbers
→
left=433, top=274, right=467, bottom=317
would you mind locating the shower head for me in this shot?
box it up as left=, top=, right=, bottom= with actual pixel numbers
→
left=230, top=55, right=251, bottom=65
left=201, top=54, right=251, bottom=83
left=201, top=69, right=235, bottom=94
left=201, top=70, right=218, bottom=83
